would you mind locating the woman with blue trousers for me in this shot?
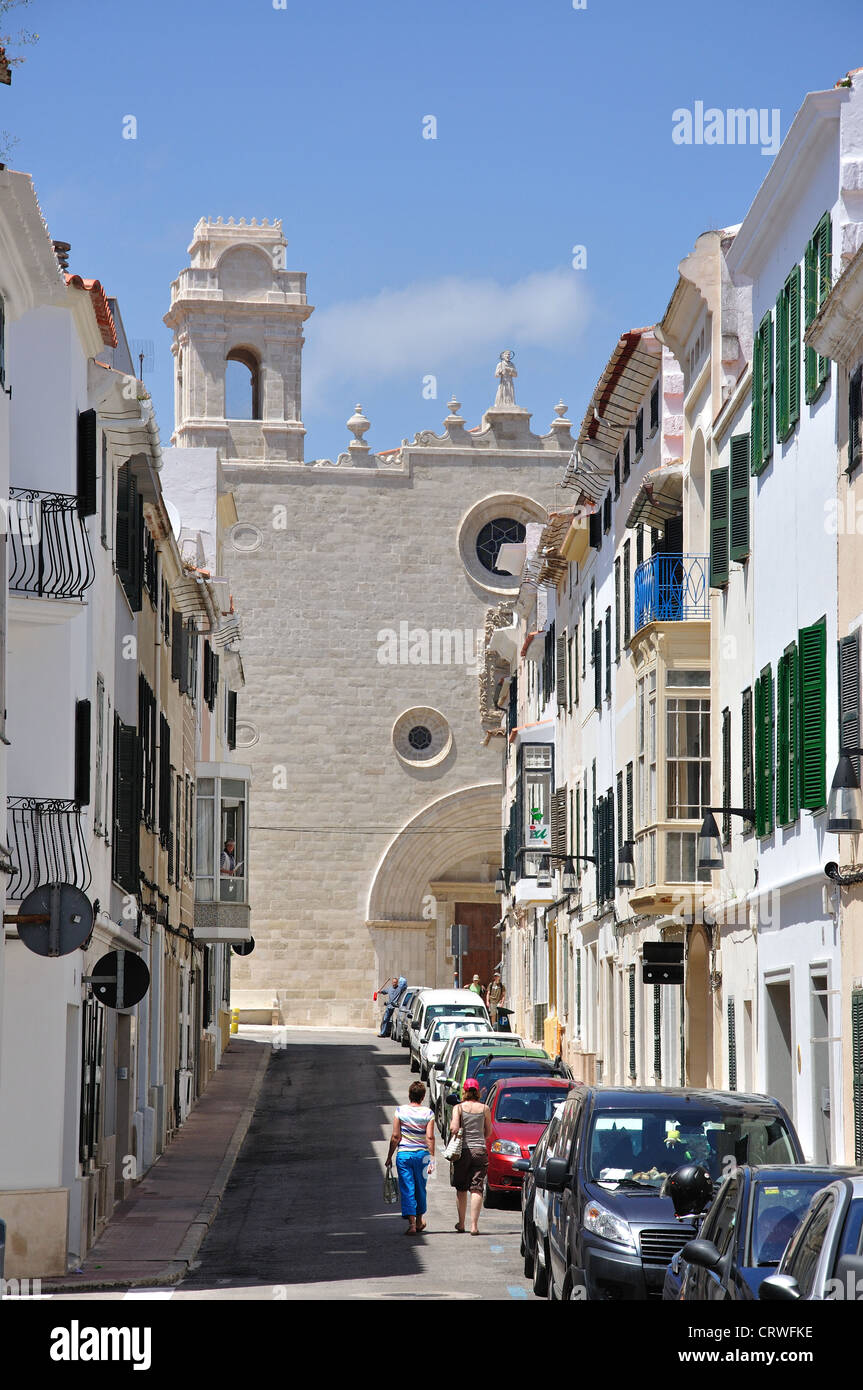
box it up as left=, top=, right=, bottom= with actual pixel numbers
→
left=385, top=1080, right=435, bottom=1234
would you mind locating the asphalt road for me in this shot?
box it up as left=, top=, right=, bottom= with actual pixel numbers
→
left=176, top=1027, right=533, bottom=1301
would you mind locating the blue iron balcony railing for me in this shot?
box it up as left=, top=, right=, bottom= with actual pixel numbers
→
left=7, top=797, right=92, bottom=901
left=8, top=488, right=95, bottom=600
left=634, top=554, right=709, bottom=634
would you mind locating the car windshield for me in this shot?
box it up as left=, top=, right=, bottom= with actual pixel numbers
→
left=749, top=1180, right=833, bottom=1267
left=472, top=1062, right=555, bottom=1098
left=429, top=1019, right=487, bottom=1043
left=496, top=1086, right=572, bottom=1123
left=425, top=1004, right=485, bottom=1025
left=585, top=1109, right=797, bottom=1187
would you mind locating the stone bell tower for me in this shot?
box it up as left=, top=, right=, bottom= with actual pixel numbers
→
left=164, top=217, right=313, bottom=462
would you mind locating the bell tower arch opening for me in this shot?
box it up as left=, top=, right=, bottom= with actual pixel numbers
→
left=225, top=346, right=262, bottom=421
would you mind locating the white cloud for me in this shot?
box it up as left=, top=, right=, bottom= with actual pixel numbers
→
left=302, top=269, right=589, bottom=405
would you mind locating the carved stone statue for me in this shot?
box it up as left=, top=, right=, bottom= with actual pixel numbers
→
left=494, top=349, right=517, bottom=406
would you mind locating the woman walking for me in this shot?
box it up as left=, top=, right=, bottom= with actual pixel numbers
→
left=449, top=1078, right=492, bottom=1235
left=385, top=1080, right=435, bottom=1234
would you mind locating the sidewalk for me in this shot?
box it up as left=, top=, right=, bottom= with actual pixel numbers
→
left=42, top=1036, right=271, bottom=1292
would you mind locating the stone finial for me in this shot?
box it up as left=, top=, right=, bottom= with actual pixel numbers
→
left=549, top=399, right=573, bottom=446
left=445, top=396, right=465, bottom=428
left=347, top=404, right=370, bottom=443
left=554, top=400, right=567, bottom=418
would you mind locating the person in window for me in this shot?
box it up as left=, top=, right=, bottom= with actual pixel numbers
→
left=220, top=839, right=236, bottom=875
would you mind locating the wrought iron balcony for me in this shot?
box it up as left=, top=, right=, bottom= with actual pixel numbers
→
left=8, top=488, right=95, bottom=601
left=6, top=797, right=92, bottom=901
left=634, top=554, right=709, bottom=634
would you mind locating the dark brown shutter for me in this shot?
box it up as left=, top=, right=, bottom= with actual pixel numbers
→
left=556, top=631, right=568, bottom=712
left=158, top=712, right=171, bottom=847
left=112, top=715, right=140, bottom=894
left=551, top=786, right=567, bottom=859
left=227, top=690, right=237, bottom=750
left=74, top=698, right=91, bottom=806
left=76, top=409, right=98, bottom=518
left=171, top=610, right=183, bottom=684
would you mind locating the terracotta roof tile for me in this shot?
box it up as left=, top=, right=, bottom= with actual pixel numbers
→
left=65, top=274, right=118, bottom=348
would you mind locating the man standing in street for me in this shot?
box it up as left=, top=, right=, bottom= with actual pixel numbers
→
left=379, top=976, right=406, bottom=1037
left=485, top=971, right=506, bottom=1026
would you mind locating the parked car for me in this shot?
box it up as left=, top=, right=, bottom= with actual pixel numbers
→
left=538, top=1086, right=802, bottom=1301
left=440, top=1047, right=567, bottom=1137
left=483, top=1076, right=576, bottom=1208
left=517, top=1102, right=568, bottom=1295
left=393, top=987, right=422, bottom=1045
left=429, top=1029, right=521, bottom=1117
left=408, top=989, right=490, bottom=1073
left=759, top=1175, right=863, bottom=1301
left=678, top=1165, right=854, bottom=1300
left=419, top=1016, right=491, bottom=1082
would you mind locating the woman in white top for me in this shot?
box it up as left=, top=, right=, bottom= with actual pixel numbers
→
left=385, top=1080, right=436, bottom=1234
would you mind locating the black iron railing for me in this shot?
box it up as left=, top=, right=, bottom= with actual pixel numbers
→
left=7, top=797, right=92, bottom=900
left=8, top=488, right=95, bottom=600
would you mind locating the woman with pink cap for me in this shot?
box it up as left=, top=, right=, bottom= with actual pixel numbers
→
left=448, top=1078, right=492, bottom=1235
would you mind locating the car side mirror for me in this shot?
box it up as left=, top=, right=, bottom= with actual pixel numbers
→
left=759, top=1274, right=802, bottom=1301
left=512, top=1159, right=530, bottom=1174
left=682, top=1239, right=722, bottom=1272
left=543, top=1157, right=568, bottom=1192
left=433, top=1061, right=444, bottom=1071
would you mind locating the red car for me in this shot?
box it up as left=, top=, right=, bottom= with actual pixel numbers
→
left=483, top=1076, right=578, bottom=1207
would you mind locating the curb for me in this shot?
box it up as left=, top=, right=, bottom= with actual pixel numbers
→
left=42, top=1042, right=272, bottom=1293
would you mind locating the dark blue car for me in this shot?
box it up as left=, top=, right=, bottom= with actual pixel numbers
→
left=677, top=1164, right=860, bottom=1300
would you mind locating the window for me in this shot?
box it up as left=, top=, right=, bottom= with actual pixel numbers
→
left=101, top=434, right=110, bottom=550
left=76, top=409, right=98, bottom=518
left=665, top=831, right=711, bottom=882
left=798, top=618, right=826, bottom=810
left=203, top=641, right=220, bottom=711
left=628, top=965, right=636, bottom=1078
left=589, top=508, right=602, bottom=550
left=623, top=540, right=632, bottom=646
left=666, top=697, right=710, bottom=819
left=196, top=770, right=250, bottom=906
left=626, top=762, right=634, bottom=841
left=614, top=558, right=621, bottom=660
left=804, top=214, right=832, bottom=405
left=556, top=629, right=568, bottom=713
left=776, top=266, right=801, bottom=442
left=709, top=466, right=729, bottom=588
left=727, top=997, right=737, bottom=1090
left=849, top=365, right=863, bottom=475
left=614, top=453, right=621, bottom=499
left=751, top=311, right=774, bottom=476
left=721, top=708, right=731, bottom=846
left=852, top=988, right=863, bottom=1165
left=742, top=687, right=755, bottom=826
left=605, top=609, right=611, bottom=701
left=112, top=714, right=140, bottom=894
left=593, top=626, right=602, bottom=710
left=616, top=771, right=623, bottom=853
left=636, top=525, right=644, bottom=566
left=603, top=491, right=611, bottom=534
left=637, top=672, right=657, bottom=828
left=74, top=698, right=91, bottom=808
left=541, top=620, right=556, bottom=707
left=143, top=527, right=158, bottom=608
left=94, top=675, right=106, bottom=836
left=649, top=380, right=660, bottom=435
left=635, top=408, right=644, bottom=459
left=623, top=433, right=631, bottom=479
left=115, top=460, right=143, bottom=611
left=185, top=620, right=199, bottom=702
left=175, top=772, right=183, bottom=885
left=570, top=630, right=578, bottom=708
left=158, top=712, right=171, bottom=850
left=838, top=631, right=861, bottom=783
left=754, top=665, right=775, bottom=837
left=776, top=643, right=799, bottom=827
left=520, top=744, right=553, bottom=873
left=581, top=600, right=586, bottom=678
left=185, top=773, right=194, bottom=881
left=225, top=346, right=262, bottom=420
left=785, top=1193, right=835, bottom=1298
left=729, top=434, right=750, bottom=562
left=79, top=996, right=105, bottom=1166
left=138, top=675, right=157, bottom=827
left=475, top=518, right=526, bottom=575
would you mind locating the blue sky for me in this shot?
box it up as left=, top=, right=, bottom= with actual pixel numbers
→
left=4, top=0, right=861, bottom=455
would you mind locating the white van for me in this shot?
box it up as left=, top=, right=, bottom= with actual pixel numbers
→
left=408, top=988, right=491, bottom=1073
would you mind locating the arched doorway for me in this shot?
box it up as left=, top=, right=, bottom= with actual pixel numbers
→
left=686, top=924, right=714, bottom=1086
left=366, top=784, right=503, bottom=993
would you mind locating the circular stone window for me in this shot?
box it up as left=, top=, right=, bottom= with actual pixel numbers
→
left=458, top=493, right=546, bottom=594
left=393, top=708, right=452, bottom=767
left=229, top=521, right=264, bottom=553
left=234, top=720, right=260, bottom=749
left=475, top=518, right=526, bottom=575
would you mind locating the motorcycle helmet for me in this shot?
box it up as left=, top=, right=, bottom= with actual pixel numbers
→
left=661, top=1163, right=714, bottom=1218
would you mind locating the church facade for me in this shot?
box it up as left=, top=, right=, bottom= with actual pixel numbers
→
left=165, top=217, right=571, bottom=1027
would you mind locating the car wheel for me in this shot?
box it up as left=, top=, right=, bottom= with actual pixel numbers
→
left=532, top=1240, right=549, bottom=1297
left=522, top=1230, right=535, bottom=1279
left=483, top=1180, right=502, bottom=1210
left=410, top=1054, right=419, bottom=1073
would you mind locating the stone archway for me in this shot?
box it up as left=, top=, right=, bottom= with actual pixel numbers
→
left=366, top=783, right=503, bottom=992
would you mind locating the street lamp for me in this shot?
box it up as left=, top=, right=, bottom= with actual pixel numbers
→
left=616, top=839, right=635, bottom=888
left=827, top=750, right=863, bottom=834
left=494, top=868, right=506, bottom=895
left=696, top=806, right=756, bottom=870
left=533, top=852, right=595, bottom=891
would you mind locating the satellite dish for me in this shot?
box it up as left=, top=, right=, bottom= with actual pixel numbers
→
left=88, top=950, right=150, bottom=1009
left=17, top=883, right=93, bottom=957
left=232, top=936, right=255, bottom=956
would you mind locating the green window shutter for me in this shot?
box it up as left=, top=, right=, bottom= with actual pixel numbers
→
left=838, top=631, right=861, bottom=782
left=798, top=618, right=827, bottom=810
left=766, top=666, right=775, bottom=835
left=727, top=998, right=737, bottom=1091
left=788, top=643, right=799, bottom=823
left=805, top=233, right=818, bottom=402
left=742, top=686, right=754, bottom=824
left=628, top=964, right=636, bottom=1079
left=754, top=676, right=765, bottom=836
left=721, top=707, right=731, bottom=845
left=776, top=653, right=790, bottom=825
left=853, top=989, right=863, bottom=1165
left=849, top=367, right=863, bottom=474
left=709, top=466, right=730, bottom=588
left=787, top=265, right=801, bottom=433
left=817, top=214, right=832, bottom=391
left=729, top=434, right=750, bottom=561
left=761, top=312, right=773, bottom=468
left=776, top=283, right=788, bottom=441
left=751, top=325, right=763, bottom=475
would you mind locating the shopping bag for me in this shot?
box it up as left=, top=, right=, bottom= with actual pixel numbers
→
left=383, top=1166, right=399, bottom=1204
left=443, top=1128, right=463, bottom=1161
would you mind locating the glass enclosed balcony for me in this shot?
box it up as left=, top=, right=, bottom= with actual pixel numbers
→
left=633, top=554, right=708, bottom=634
left=194, top=763, right=252, bottom=942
